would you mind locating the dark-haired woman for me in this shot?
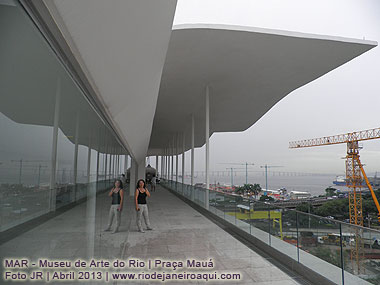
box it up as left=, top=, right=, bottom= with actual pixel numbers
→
left=104, top=180, right=124, bottom=234
left=135, top=179, right=152, bottom=233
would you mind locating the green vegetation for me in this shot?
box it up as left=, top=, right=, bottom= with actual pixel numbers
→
left=296, top=187, right=380, bottom=226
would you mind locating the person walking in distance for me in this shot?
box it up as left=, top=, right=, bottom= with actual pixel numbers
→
left=104, top=180, right=124, bottom=233
left=135, top=179, right=153, bottom=233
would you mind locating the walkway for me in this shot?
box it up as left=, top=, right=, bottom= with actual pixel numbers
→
left=1, top=185, right=301, bottom=284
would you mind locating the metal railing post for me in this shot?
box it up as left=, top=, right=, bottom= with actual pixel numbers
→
left=339, top=223, right=345, bottom=285
left=296, top=211, right=300, bottom=263
left=268, top=202, right=271, bottom=246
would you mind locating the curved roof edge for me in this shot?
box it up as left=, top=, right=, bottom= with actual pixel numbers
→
left=173, top=23, right=378, bottom=47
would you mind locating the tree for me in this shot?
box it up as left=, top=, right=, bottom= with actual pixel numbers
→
left=234, top=183, right=261, bottom=197
left=296, top=202, right=314, bottom=214
left=325, top=187, right=337, bottom=197
left=314, top=198, right=349, bottom=219
left=234, top=186, right=245, bottom=195
left=252, top=183, right=262, bottom=199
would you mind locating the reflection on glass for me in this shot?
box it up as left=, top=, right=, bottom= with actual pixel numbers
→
left=0, top=4, right=127, bottom=235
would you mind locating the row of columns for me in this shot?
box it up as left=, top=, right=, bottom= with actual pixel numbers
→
left=155, top=85, right=210, bottom=209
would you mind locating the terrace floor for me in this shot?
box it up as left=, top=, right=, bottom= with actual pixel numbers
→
left=0, top=185, right=303, bottom=284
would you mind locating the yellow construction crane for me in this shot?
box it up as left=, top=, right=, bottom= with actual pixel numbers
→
left=289, top=127, right=380, bottom=274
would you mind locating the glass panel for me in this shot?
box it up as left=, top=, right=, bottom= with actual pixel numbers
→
left=224, top=194, right=237, bottom=225
left=209, top=190, right=217, bottom=214
left=215, top=191, right=226, bottom=219
left=235, top=197, right=251, bottom=233
left=0, top=3, right=127, bottom=242
left=270, top=205, right=298, bottom=260
left=297, top=212, right=343, bottom=284
left=0, top=5, right=55, bottom=230
left=249, top=201, right=271, bottom=245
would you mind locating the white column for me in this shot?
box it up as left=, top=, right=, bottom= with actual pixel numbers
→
left=137, top=158, right=146, bottom=181
left=205, top=85, right=210, bottom=209
left=118, top=154, right=120, bottom=176
left=124, top=155, right=128, bottom=174
left=73, top=113, right=80, bottom=184
left=49, top=77, right=61, bottom=212
left=155, top=155, right=159, bottom=178
left=171, top=138, right=174, bottom=180
left=164, top=149, right=166, bottom=179
left=85, top=171, right=96, bottom=258
left=87, top=142, right=91, bottom=184
left=161, top=154, right=164, bottom=179
left=191, top=114, right=195, bottom=186
left=129, top=159, right=137, bottom=196
left=163, top=150, right=166, bottom=179
left=96, top=151, right=100, bottom=182
left=108, top=152, right=112, bottom=180
left=104, top=152, right=108, bottom=181
left=165, top=148, right=168, bottom=179
left=73, top=112, right=80, bottom=202
left=176, top=134, right=179, bottom=183
left=182, top=132, right=185, bottom=184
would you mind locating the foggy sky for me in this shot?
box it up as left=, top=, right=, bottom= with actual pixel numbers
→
left=168, top=0, right=380, bottom=175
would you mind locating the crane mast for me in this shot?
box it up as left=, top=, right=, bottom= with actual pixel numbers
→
left=290, top=127, right=380, bottom=274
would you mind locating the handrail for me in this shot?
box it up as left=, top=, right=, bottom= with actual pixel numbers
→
left=164, top=179, right=380, bottom=235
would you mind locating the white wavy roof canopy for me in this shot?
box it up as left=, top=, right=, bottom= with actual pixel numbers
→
left=148, top=24, right=376, bottom=155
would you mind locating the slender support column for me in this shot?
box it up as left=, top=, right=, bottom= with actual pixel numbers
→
left=85, top=167, right=97, bottom=258
left=161, top=154, right=164, bottom=179
left=182, top=132, right=185, bottom=184
left=191, top=114, right=195, bottom=186
left=109, top=153, right=112, bottom=180
left=129, top=159, right=137, bottom=196
left=87, top=142, right=91, bottom=184
left=104, top=152, right=108, bottom=181
left=96, top=151, right=100, bottom=182
left=108, top=152, right=112, bottom=180
left=163, top=150, right=166, bottom=179
left=124, top=155, right=128, bottom=174
left=171, top=138, right=174, bottom=181
left=205, top=85, right=210, bottom=209
left=176, top=134, right=179, bottom=183
left=164, top=149, right=166, bottom=179
left=165, top=148, right=168, bottom=179
left=112, top=152, right=115, bottom=178
left=112, top=151, right=115, bottom=179
left=73, top=112, right=80, bottom=202
left=155, top=155, right=159, bottom=179
left=49, top=77, right=61, bottom=212
left=73, top=113, right=80, bottom=185
left=137, top=158, right=146, bottom=181
left=117, top=154, right=120, bottom=176
left=112, top=152, right=116, bottom=176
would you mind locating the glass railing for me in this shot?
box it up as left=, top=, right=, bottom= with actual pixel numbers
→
left=161, top=179, right=380, bottom=285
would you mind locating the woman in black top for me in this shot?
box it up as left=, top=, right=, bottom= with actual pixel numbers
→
left=104, top=180, right=124, bottom=233
left=135, top=179, right=152, bottom=233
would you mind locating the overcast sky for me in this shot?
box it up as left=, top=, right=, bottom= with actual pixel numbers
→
left=166, top=0, right=380, bottom=175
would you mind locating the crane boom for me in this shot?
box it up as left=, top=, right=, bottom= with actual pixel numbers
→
left=289, top=127, right=380, bottom=148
